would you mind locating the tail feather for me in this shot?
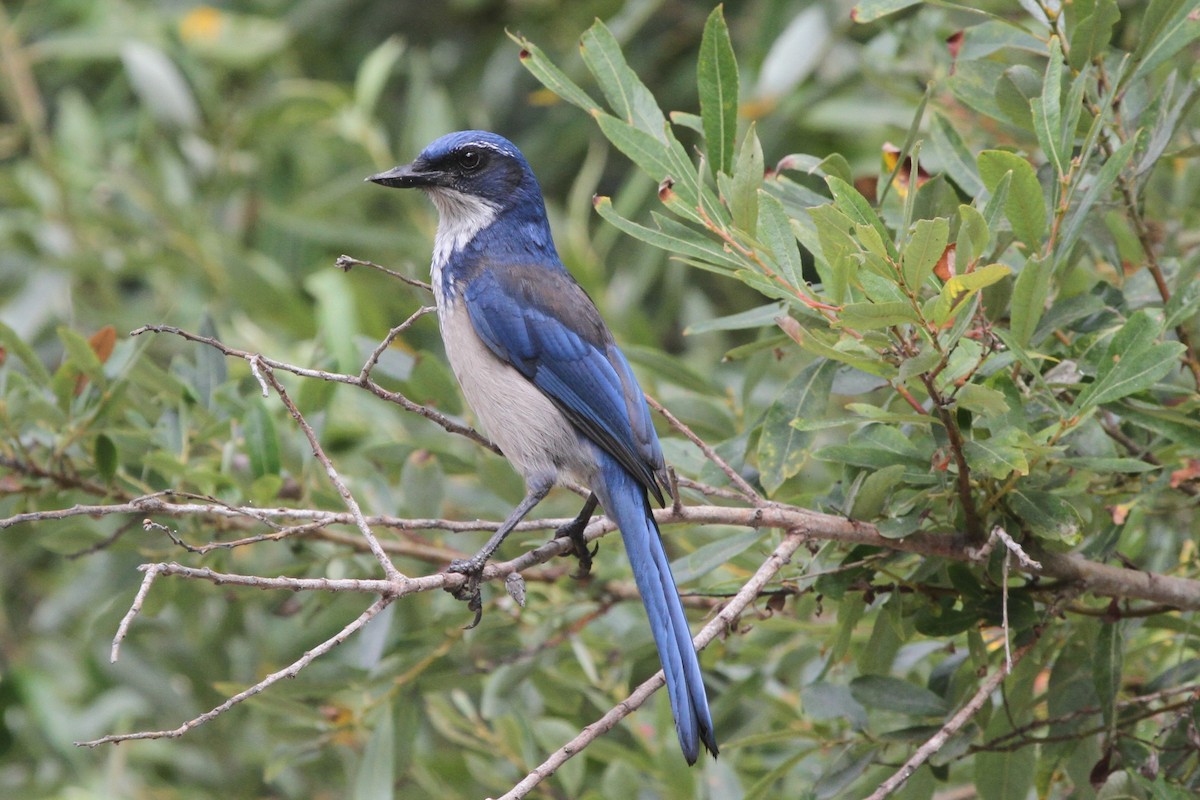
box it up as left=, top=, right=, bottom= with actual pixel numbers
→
left=593, top=456, right=718, bottom=764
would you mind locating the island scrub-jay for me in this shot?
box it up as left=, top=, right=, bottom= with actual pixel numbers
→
left=368, top=130, right=717, bottom=764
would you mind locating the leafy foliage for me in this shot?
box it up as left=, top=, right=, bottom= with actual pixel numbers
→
left=2, top=1, right=1200, bottom=799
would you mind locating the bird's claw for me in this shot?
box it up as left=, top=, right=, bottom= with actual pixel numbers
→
left=554, top=519, right=598, bottom=579
left=447, top=557, right=485, bottom=629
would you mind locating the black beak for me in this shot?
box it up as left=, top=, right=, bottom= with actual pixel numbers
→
left=365, top=162, right=440, bottom=188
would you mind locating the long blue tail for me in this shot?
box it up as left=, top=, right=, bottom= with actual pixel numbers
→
left=591, top=454, right=718, bottom=764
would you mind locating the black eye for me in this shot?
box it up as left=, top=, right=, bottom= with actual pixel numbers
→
left=458, top=149, right=482, bottom=171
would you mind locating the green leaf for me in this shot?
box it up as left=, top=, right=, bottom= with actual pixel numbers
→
left=624, top=345, right=721, bottom=395
left=1009, top=255, right=1053, bottom=347
left=353, top=700, right=395, bottom=800
left=977, top=150, right=1047, bottom=248
left=244, top=399, right=281, bottom=478
left=0, top=318, right=51, bottom=385
left=1008, top=487, right=1080, bottom=544
left=698, top=5, right=739, bottom=176
left=808, top=203, right=859, bottom=304
left=817, top=424, right=929, bottom=471
left=1131, top=0, right=1200, bottom=81
left=57, top=326, right=106, bottom=388
left=509, top=32, right=600, bottom=114
left=593, top=199, right=740, bottom=271
left=964, top=430, right=1030, bottom=479
left=671, top=529, right=766, bottom=584
left=95, top=433, right=118, bottom=482
left=849, top=675, right=950, bottom=716
left=1032, top=37, right=1065, bottom=177
left=1093, top=620, right=1123, bottom=728
left=685, top=302, right=785, bottom=335
left=1073, top=322, right=1185, bottom=413
left=956, top=204, right=990, bottom=269
left=1068, top=0, right=1120, bottom=70
left=580, top=22, right=666, bottom=138
left=826, top=176, right=898, bottom=260
left=840, top=300, right=921, bottom=330
left=1058, top=136, right=1136, bottom=258
left=956, top=383, right=1010, bottom=417
left=849, top=463, right=907, bottom=519
left=594, top=112, right=675, bottom=183
left=976, top=713, right=1037, bottom=800
left=850, top=0, right=923, bottom=23
left=930, top=113, right=985, bottom=196
left=756, top=190, right=803, bottom=288
left=1056, top=457, right=1158, bottom=473
left=784, top=323, right=897, bottom=377
left=995, top=65, right=1040, bottom=129
left=757, top=359, right=838, bottom=495
left=730, top=124, right=763, bottom=231
left=930, top=263, right=1012, bottom=326
left=902, top=217, right=950, bottom=290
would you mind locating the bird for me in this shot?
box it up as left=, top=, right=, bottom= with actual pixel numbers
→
left=367, top=130, right=717, bottom=764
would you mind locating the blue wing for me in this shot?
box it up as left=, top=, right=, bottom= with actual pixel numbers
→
left=459, top=261, right=668, bottom=504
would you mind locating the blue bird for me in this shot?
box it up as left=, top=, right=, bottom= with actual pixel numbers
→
left=368, top=130, right=717, bottom=764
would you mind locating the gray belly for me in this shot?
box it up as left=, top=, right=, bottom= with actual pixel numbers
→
left=437, top=300, right=597, bottom=487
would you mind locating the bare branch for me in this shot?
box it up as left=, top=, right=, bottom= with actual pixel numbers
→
left=129, top=324, right=499, bottom=454
left=335, top=254, right=432, bottom=292
left=643, top=394, right=762, bottom=505
left=864, top=636, right=1042, bottom=800
left=78, top=595, right=396, bottom=747
left=110, top=564, right=161, bottom=663
left=8, top=497, right=1200, bottom=611
left=497, top=527, right=811, bottom=799
left=256, top=362, right=403, bottom=582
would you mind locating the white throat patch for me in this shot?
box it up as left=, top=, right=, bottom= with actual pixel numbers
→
left=428, top=187, right=500, bottom=274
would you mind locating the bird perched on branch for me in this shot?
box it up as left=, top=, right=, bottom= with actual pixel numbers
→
left=367, top=130, right=717, bottom=764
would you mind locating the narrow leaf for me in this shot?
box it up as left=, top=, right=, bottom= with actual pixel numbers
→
left=1009, top=255, right=1053, bottom=347
left=902, top=217, right=950, bottom=290
left=698, top=5, right=739, bottom=176
left=730, top=123, right=763, bottom=231
left=930, top=112, right=985, bottom=196
left=509, top=32, right=600, bottom=113
left=826, top=176, right=898, bottom=260
left=1032, top=36, right=1065, bottom=177
left=244, top=399, right=281, bottom=478
left=757, top=190, right=803, bottom=288
left=1068, top=0, right=1120, bottom=70
left=977, top=150, right=1047, bottom=248
left=758, top=359, right=838, bottom=495
left=849, top=675, right=950, bottom=716
left=580, top=22, right=667, bottom=138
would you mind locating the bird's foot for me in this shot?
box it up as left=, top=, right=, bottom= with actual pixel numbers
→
left=553, top=517, right=598, bottom=579
left=446, top=557, right=487, bottom=629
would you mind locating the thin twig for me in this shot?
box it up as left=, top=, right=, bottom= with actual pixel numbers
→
left=129, top=324, right=499, bottom=454
left=863, top=636, right=1041, bottom=800
left=8, top=498, right=1200, bottom=610
left=335, top=254, right=432, bottom=293
left=643, top=394, right=762, bottom=505
left=257, top=363, right=403, bottom=583
left=78, top=595, right=396, bottom=747
left=497, top=527, right=811, bottom=799
left=360, top=305, right=436, bottom=381
left=110, top=564, right=161, bottom=663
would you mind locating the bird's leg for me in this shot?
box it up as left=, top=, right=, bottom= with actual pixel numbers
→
left=553, top=493, right=599, bottom=578
left=447, top=478, right=553, bottom=628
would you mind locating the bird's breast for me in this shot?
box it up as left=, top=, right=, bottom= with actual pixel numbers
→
left=436, top=293, right=596, bottom=488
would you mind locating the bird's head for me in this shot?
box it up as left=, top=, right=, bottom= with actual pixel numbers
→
left=367, top=130, right=537, bottom=214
